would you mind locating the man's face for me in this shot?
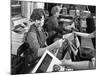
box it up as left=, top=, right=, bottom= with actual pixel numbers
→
left=35, top=16, right=44, bottom=28
left=55, top=12, right=60, bottom=17
left=40, top=16, right=45, bottom=27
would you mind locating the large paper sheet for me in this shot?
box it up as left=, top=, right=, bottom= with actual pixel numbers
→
left=63, top=33, right=74, bottom=42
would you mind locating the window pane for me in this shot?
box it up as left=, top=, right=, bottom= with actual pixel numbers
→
left=11, top=0, right=22, bottom=18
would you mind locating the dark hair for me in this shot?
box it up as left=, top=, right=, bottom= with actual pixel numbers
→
left=30, top=9, right=45, bottom=21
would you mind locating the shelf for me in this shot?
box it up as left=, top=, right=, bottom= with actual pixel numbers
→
left=11, top=5, right=21, bottom=7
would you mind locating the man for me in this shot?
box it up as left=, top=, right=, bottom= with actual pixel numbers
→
left=46, top=6, right=64, bottom=45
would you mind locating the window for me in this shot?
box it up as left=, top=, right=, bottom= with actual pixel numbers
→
left=11, top=0, right=23, bottom=19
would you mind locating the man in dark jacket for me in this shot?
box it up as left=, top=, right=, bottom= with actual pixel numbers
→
left=46, top=6, right=64, bottom=45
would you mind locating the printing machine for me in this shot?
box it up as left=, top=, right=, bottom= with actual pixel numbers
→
left=30, top=33, right=79, bottom=73
left=31, top=50, right=65, bottom=73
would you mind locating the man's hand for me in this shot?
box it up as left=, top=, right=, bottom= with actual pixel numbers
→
left=57, top=39, right=65, bottom=48
left=54, top=39, right=65, bottom=48
left=60, top=59, right=72, bottom=67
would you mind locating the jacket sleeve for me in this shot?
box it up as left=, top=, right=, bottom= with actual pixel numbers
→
left=27, top=32, right=40, bottom=54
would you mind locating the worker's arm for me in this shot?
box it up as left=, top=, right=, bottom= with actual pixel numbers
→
left=60, top=60, right=94, bottom=70
left=74, top=32, right=90, bottom=38
left=89, top=31, right=96, bottom=38
left=38, top=39, right=65, bottom=57
left=74, top=31, right=96, bottom=38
